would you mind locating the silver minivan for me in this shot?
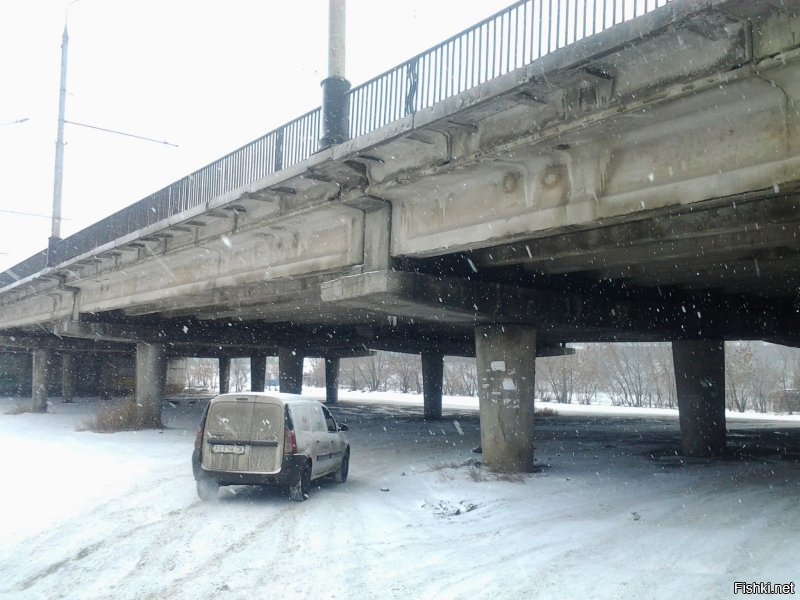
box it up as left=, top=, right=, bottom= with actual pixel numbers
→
left=192, top=393, right=350, bottom=501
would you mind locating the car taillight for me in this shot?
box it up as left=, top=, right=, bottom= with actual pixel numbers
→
left=283, top=428, right=297, bottom=455
left=194, top=426, right=204, bottom=452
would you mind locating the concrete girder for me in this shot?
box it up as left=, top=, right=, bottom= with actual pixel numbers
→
left=0, top=333, right=133, bottom=354
left=468, top=194, right=800, bottom=271
left=121, top=273, right=349, bottom=318
left=320, top=270, right=685, bottom=337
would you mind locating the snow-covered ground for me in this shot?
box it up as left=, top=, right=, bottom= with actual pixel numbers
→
left=1, top=392, right=798, bottom=600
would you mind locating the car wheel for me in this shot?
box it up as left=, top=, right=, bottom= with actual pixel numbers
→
left=289, top=461, right=311, bottom=502
left=333, top=450, right=349, bottom=483
left=196, top=476, right=219, bottom=501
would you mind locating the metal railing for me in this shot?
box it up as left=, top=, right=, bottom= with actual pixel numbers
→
left=350, top=0, right=673, bottom=135
left=0, top=0, right=673, bottom=288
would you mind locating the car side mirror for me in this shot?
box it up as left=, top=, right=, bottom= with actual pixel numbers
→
left=338, top=423, right=349, bottom=432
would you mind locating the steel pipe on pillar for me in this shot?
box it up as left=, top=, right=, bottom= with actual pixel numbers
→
left=325, top=357, right=339, bottom=404
left=475, top=324, right=537, bottom=473
left=422, top=352, right=443, bottom=420
left=31, top=348, right=52, bottom=413
left=672, top=339, right=726, bottom=457
left=279, top=349, right=303, bottom=395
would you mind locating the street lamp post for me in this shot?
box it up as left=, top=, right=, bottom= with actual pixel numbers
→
left=48, top=22, right=69, bottom=265
left=319, top=0, right=350, bottom=149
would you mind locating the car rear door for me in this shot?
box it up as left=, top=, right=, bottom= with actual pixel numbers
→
left=247, top=398, right=283, bottom=474
left=202, top=397, right=254, bottom=473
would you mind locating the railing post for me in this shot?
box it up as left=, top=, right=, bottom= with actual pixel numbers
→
left=405, top=58, right=419, bottom=116
left=274, top=128, right=284, bottom=172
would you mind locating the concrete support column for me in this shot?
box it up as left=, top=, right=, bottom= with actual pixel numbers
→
left=279, top=348, right=304, bottom=394
left=325, top=357, right=339, bottom=404
left=31, top=348, right=52, bottom=413
left=99, top=356, right=114, bottom=398
left=17, top=352, right=32, bottom=396
left=136, top=342, right=167, bottom=427
left=250, top=353, right=267, bottom=392
left=421, top=351, right=444, bottom=421
left=475, top=324, right=537, bottom=472
left=672, top=339, right=726, bottom=457
left=61, top=353, right=75, bottom=403
left=219, top=356, right=231, bottom=394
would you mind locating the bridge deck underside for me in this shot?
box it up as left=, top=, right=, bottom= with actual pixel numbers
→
left=1, top=0, right=800, bottom=354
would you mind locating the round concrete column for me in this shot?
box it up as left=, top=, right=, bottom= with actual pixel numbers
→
left=218, top=356, right=231, bottom=394
left=250, top=353, right=267, bottom=392
left=422, top=351, right=444, bottom=420
left=325, top=357, right=339, bottom=404
left=279, top=349, right=303, bottom=395
left=475, top=324, right=537, bottom=472
left=61, top=353, right=75, bottom=403
left=672, top=339, right=726, bottom=456
left=136, top=342, right=167, bottom=427
left=31, top=348, right=52, bottom=413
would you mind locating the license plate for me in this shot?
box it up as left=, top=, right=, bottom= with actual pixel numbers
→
left=211, top=444, right=245, bottom=455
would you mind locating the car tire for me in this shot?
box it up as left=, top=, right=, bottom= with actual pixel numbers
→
left=196, top=476, right=219, bottom=501
left=289, top=461, right=311, bottom=502
left=333, top=449, right=349, bottom=483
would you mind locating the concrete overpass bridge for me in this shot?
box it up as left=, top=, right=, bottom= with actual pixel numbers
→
left=2, top=0, right=799, bottom=471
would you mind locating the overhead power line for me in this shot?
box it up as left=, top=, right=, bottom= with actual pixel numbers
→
left=65, top=120, right=179, bottom=147
left=0, top=208, right=70, bottom=220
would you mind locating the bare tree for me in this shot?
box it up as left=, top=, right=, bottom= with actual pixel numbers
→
left=538, top=354, right=575, bottom=403
left=305, top=358, right=326, bottom=388
left=725, top=342, right=754, bottom=412
left=231, top=358, right=249, bottom=392
left=187, top=358, right=218, bottom=391
left=573, top=344, right=601, bottom=405
left=443, top=357, right=477, bottom=396
left=601, top=344, right=653, bottom=407
left=385, top=352, right=421, bottom=393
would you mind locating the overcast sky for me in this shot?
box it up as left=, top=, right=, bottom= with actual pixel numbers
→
left=0, top=0, right=513, bottom=271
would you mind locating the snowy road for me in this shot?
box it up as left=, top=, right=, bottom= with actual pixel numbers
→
left=1, top=395, right=798, bottom=599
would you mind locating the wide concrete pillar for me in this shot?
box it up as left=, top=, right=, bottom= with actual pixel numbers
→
left=279, top=348, right=304, bottom=394
left=672, top=339, right=726, bottom=457
left=422, top=351, right=444, bottom=420
left=325, top=357, right=339, bottom=404
left=218, top=356, right=231, bottom=394
left=475, top=324, right=537, bottom=472
left=31, top=348, right=52, bottom=413
left=135, top=342, right=167, bottom=426
left=61, top=353, right=75, bottom=403
left=250, top=352, right=267, bottom=392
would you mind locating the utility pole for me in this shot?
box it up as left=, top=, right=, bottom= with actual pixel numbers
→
left=320, top=0, right=350, bottom=148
